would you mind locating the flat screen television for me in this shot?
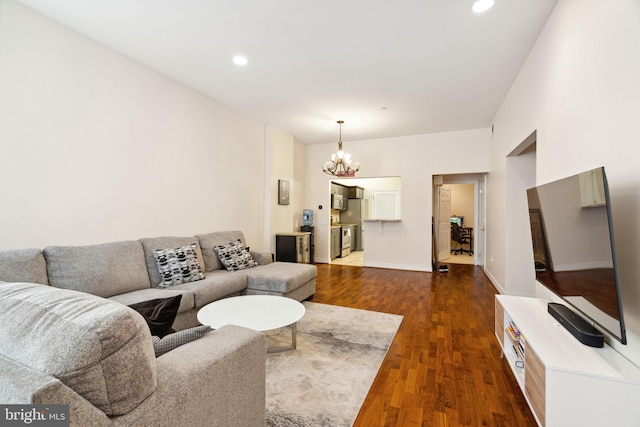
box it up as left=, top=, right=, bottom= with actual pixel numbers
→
left=526, top=166, right=626, bottom=344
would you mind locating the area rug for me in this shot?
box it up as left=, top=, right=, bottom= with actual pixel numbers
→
left=264, top=302, right=403, bottom=427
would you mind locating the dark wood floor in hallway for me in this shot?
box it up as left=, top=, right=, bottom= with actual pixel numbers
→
left=310, top=263, right=536, bottom=427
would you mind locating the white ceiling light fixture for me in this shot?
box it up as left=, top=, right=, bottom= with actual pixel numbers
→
left=322, top=120, right=360, bottom=177
left=232, top=55, right=248, bottom=66
left=472, top=0, right=495, bottom=14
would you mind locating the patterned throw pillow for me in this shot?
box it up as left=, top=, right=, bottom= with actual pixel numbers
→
left=153, top=243, right=205, bottom=287
left=152, top=325, right=211, bottom=357
left=213, top=239, right=258, bottom=272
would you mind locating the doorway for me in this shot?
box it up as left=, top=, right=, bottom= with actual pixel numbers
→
left=433, top=174, right=486, bottom=267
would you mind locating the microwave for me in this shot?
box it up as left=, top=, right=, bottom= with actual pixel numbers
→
left=331, top=194, right=344, bottom=210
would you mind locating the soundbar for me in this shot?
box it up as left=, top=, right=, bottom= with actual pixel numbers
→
left=548, top=303, right=604, bottom=348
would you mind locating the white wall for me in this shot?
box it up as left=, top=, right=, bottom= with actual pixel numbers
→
left=486, top=0, right=640, bottom=365
left=306, top=129, right=489, bottom=271
left=292, top=138, right=307, bottom=229
left=448, top=184, right=475, bottom=227
left=264, top=125, right=296, bottom=252
left=0, top=0, right=268, bottom=250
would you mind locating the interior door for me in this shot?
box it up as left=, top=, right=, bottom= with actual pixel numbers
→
left=436, top=187, right=452, bottom=261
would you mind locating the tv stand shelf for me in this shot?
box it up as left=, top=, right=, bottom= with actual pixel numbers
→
left=495, top=295, right=640, bottom=427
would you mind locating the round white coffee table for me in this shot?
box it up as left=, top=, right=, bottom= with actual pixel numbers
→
left=197, top=295, right=306, bottom=353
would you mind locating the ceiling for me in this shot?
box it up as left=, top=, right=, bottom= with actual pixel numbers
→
left=17, top=0, right=558, bottom=145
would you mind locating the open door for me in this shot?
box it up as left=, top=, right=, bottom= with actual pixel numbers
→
left=435, top=186, right=452, bottom=262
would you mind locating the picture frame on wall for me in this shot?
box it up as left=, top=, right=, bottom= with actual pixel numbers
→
left=278, top=179, right=290, bottom=205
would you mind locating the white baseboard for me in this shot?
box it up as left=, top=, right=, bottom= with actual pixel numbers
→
left=483, top=267, right=505, bottom=294
left=363, top=261, right=431, bottom=272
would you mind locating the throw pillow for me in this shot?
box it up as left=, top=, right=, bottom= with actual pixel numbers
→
left=213, top=239, right=258, bottom=272
left=129, top=295, right=182, bottom=338
left=153, top=243, right=205, bottom=287
left=152, top=325, right=212, bottom=357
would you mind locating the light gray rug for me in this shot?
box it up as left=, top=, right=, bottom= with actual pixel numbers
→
left=264, top=302, right=403, bottom=427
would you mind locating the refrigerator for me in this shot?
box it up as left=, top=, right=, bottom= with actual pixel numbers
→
left=342, top=199, right=366, bottom=251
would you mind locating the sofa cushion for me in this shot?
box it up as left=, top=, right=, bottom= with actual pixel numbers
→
left=154, top=243, right=205, bottom=287
left=152, top=325, right=211, bottom=357
left=0, top=282, right=157, bottom=416
left=129, top=295, right=182, bottom=338
left=214, top=239, right=258, bottom=272
left=43, top=241, right=151, bottom=298
left=242, top=262, right=318, bottom=294
left=139, top=236, right=206, bottom=287
left=195, top=231, right=247, bottom=272
left=108, top=288, right=195, bottom=314
left=164, top=270, right=247, bottom=308
left=0, top=248, right=49, bottom=285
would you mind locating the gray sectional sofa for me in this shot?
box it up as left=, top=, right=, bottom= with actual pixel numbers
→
left=0, top=230, right=317, bottom=426
left=0, top=282, right=266, bottom=426
left=0, top=230, right=317, bottom=330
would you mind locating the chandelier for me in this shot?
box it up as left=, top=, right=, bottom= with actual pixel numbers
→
left=322, top=120, right=360, bottom=177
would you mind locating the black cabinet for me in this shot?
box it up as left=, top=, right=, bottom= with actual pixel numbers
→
left=276, top=233, right=311, bottom=263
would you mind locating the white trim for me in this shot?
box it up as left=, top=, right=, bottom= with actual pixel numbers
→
left=363, top=261, right=431, bottom=272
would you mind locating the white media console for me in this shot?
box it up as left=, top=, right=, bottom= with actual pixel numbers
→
left=495, top=295, right=640, bottom=427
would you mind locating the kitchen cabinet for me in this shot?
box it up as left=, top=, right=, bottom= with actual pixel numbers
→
left=276, top=232, right=311, bottom=263
left=331, top=183, right=343, bottom=195
left=348, top=186, right=364, bottom=199
left=330, top=227, right=341, bottom=260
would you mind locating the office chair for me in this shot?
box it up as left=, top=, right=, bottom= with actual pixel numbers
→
left=451, top=223, right=473, bottom=255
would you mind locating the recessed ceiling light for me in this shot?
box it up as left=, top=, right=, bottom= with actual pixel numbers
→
left=472, top=0, right=494, bottom=14
left=232, top=55, right=248, bottom=66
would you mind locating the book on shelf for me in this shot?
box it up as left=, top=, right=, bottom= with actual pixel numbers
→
left=506, top=320, right=526, bottom=359
left=511, top=346, right=525, bottom=368
left=508, top=321, right=521, bottom=338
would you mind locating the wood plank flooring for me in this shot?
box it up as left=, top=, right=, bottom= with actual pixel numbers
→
left=309, top=263, right=537, bottom=427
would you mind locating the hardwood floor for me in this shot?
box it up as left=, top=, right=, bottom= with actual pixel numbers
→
left=310, top=263, right=536, bottom=427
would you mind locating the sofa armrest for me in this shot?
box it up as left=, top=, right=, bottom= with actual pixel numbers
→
left=0, top=355, right=111, bottom=426
left=251, top=251, right=273, bottom=265
left=113, top=325, right=266, bottom=427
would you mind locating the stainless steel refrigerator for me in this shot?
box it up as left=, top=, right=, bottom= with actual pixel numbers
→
left=342, top=199, right=366, bottom=251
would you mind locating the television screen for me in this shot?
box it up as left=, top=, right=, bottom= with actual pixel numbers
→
left=526, top=166, right=626, bottom=344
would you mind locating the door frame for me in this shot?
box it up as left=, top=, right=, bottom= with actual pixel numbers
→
left=433, top=173, right=486, bottom=267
